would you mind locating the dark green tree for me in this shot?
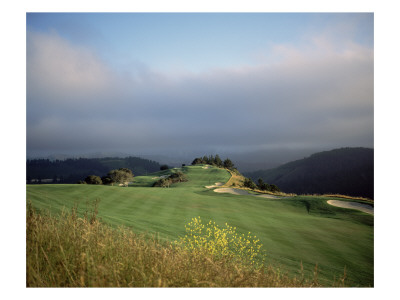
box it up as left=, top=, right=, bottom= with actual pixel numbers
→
left=256, top=178, right=270, bottom=191
left=214, top=154, right=223, bottom=167
left=269, top=184, right=280, bottom=192
left=223, top=158, right=234, bottom=169
left=257, top=178, right=264, bottom=189
left=108, top=168, right=134, bottom=186
left=101, top=176, right=113, bottom=185
left=191, top=158, right=203, bottom=165
left=263, top=183, right=271, bottom=191
left=84, top=175, right=102, bottom=185
left=243, top=177, right=256, bottom=189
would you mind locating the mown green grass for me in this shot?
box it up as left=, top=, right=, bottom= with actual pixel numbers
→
left=26, top=165, right=373, bottom=286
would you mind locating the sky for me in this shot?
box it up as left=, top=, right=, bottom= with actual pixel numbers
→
left=26, top=13, right=374, bottom=166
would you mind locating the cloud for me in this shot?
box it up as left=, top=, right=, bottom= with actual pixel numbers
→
left=27, top=31, right=113, bottom=101
left=26, top=30, right=373, bottom=156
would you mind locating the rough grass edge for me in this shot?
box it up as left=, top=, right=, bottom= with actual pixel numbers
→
left=26, top=201, right=347, bottom=287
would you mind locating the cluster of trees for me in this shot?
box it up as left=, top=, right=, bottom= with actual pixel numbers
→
left=256, top=178, right=280, bottom=192
left=191, top=154, right=236, bottom=170
left=243, top=177, right=280, bottom=193
left=243, top=178, right=256, bottom=189
left=153, top=171, right=188, bottom=188
left=81, top=175, right=103, bottom=185
left=79, top=168, right=134, bottom=186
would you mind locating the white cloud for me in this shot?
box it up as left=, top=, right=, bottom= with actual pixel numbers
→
left=27, top=31, right=115, bottom=106
left=27, top=29, right=374, bottom=155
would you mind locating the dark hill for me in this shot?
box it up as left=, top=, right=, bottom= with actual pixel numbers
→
left=26, top=156, right=161, bottom=184
left=244, top=148, right=374, bottom=199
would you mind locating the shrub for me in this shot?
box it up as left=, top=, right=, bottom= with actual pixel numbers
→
left=175, top=216, right=265, bottom=268
left=269, top=184, right=280, bottom=192
left=84, top=175, right=102, bottom=185
left=107, top=168, right=134, bottom=186
left=169, top=171, right=187, bottom=182
left=153, top=171, right=187, bottom=187
left=153, top=177, right=173, bottom=188
left=243, top=178, right=256, bottom=189
left=101, top=176, right=113, bottom=185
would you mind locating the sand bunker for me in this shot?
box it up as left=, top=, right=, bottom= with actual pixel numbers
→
left=151, top=175, right=169, bottom=179
left=205, top=182, right=224, bottom=189
left=327, top=200, right=373, bottom=215
left=214, top=188, right=251, bottom=195
left=213, top=188, right=281, bottom=199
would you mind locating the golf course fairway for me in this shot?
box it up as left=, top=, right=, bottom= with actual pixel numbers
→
left=26, top=165, right=373, bottom=286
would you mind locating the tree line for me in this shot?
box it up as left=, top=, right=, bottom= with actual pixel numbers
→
left=26, top=156, right=161, bottom=184
left=191, top=154, right=236, bottom=171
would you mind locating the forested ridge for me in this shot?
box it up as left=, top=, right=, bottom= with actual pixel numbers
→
left=26, top=156, right=161, bottom=183
left=244, top=148, right=374, bottom=199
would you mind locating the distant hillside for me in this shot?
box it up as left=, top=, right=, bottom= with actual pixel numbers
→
left=244, top=148, right=374, bottom=199
left=26, top=156, right=161, bottom=183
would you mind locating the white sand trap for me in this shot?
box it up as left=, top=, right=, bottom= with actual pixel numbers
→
left=327, top=200, right=373, bottom=215
left=152, top=175, right=169, bottom=179
left=214, top=188, right=281, bottom=199
left=256, top=194, right=282, bottom=199
left=214, top=188, right=251, bottom=195
left=202, top=165, right=210, bottom=169
left=205, top=182, right=224, bottom=189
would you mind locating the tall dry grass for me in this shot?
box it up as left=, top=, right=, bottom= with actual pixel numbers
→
left=222, top=169, right=295, bottom=197
left=26, top=202, right=345, bottom=287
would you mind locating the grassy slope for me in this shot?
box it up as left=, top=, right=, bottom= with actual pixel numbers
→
left=26, top=165, right=373, bottom=286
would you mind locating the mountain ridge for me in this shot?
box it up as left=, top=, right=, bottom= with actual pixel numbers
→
left=244, top=147, right=374, bottom=199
